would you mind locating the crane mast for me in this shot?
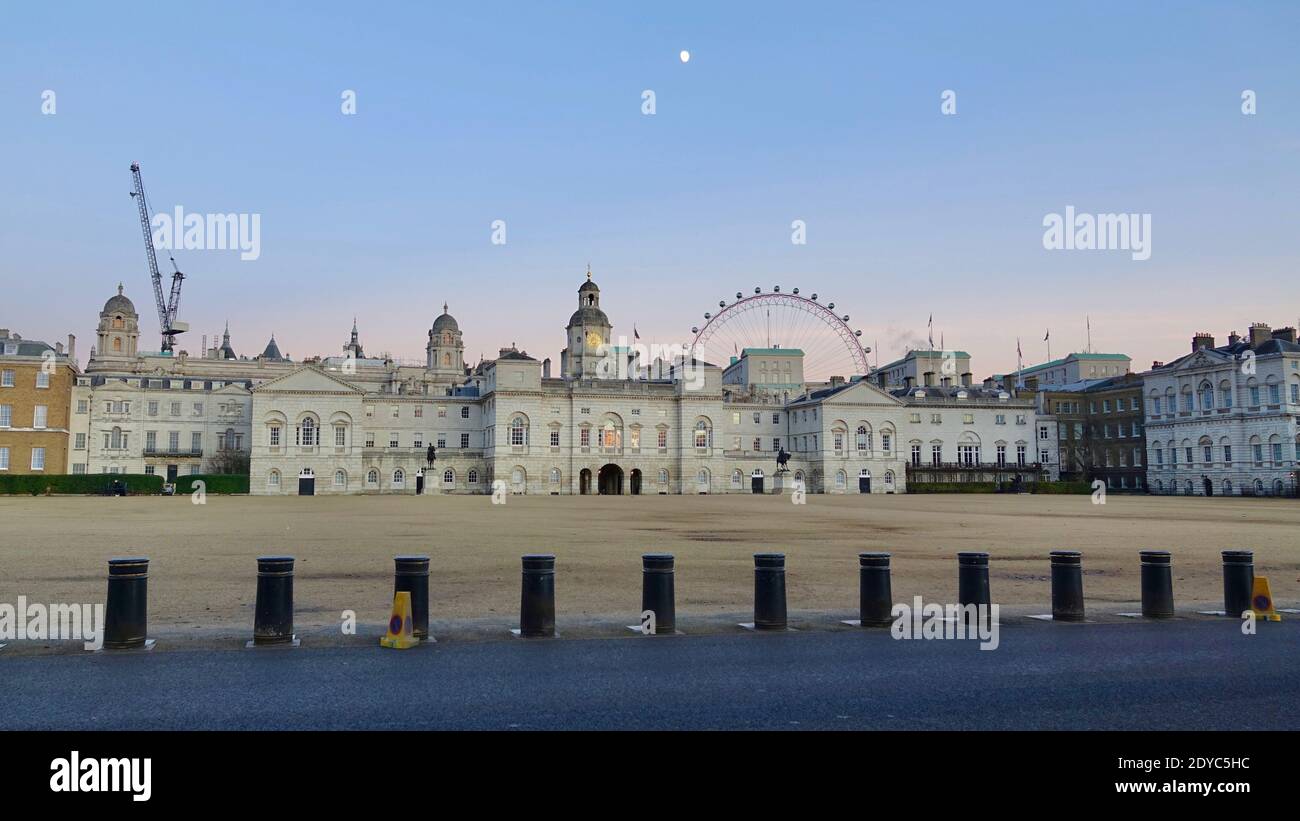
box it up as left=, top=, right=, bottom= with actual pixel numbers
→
left=129, top=162, right=185, bottom=352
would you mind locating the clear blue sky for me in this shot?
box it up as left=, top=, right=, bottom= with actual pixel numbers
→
left=3, top=1, right=1298, bottom=377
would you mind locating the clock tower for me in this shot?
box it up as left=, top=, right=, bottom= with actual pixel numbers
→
left=561, top=267, right=613, bottom=379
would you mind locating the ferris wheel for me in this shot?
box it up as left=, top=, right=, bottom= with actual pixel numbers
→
left=689, top=286, right=870, bottom=382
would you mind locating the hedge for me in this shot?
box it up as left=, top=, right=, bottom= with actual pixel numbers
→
left=0, top=473, right=164, bottom=495
left=907, top=481, right=1093, bottom=495
left=173, top=474, right=249, bottom=495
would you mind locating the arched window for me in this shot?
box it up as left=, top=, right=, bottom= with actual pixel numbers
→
left=696, top=469, right=709, bottom=491
left=731, top=469, right=743, bottom=488
left=1223, top=479, right=1233, bottom=495
left=1199, top=382, right=1214, bottom=410
left=468, top=469, right=478, bottom=484
left=512, top=467, right=526, bottom=490
left=268, top=470, right=281, bottom=487
left=510, top=416, right=527, bottom=446
left=393, top=469, right=405, bottom=486
left=835, top=470, right=847, bottom=489
left=112, top=316, right=124, bottom=330
left=442, top=353, right=451, bottom=366
left=550, top=468, right=561, bottom=485
left=334, top=470, right=346, bottom=487
left=443, top=469, right=454, bottom=484
left=299, top=417, right=316, bottom=447
left=112, top=338, right=122, bottom=352
left=658, top=469, right=669, bottom=485
left=856, top=425, right=870, bottom=452
left=366, top=469, right=379, bottom=485
left=694, top=419, right=711, bottom=449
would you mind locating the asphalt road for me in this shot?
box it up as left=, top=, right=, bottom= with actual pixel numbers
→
left=3, top=619, right=1295, bottom=730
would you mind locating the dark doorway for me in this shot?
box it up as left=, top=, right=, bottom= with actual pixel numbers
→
left=751, top=474, right=764, bottom=494
left=166, top=464, right=178, bottom=483
left=580, top=468, right=592, bottom=495
left=630, top=469, right=642, bottom=495
left=598, top=464, right=624, bottom=495
left=416, top=472, right=425, bottom=495
left=1203, top=476, right=1213, bottom=496
left=859, top=474, right=871, bottom=493
left=298, top=471, right=315, bottom=496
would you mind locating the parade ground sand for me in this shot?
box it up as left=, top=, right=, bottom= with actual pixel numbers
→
left=2, top=493, right=1297, bottom=646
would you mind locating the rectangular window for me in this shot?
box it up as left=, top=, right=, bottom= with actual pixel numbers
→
left=390, top=435, right=400, bottom=449
left=752, top=412, right=761, bottom=424
left=0, top=404, right=10, bottom=427
left=77, top=399, right=88, bottom=414
left=461, top=433, right=470, bottom=449
left=0, top=370, right=13, bottom=387
left=1224, top=445, right=1232, bottom=464
left=170, top=402, right=180, bottom=416
left=365, top=434, right=375, bottom=448
left=1249, top=387, right=1260, bottom=406
left=0, top=447, right=8, bottom=470
left=1017, top=445, right=1026, bottom=466
left=1272, top=443, right=1283, bottom=463
left=772, top=438, right=781, bottom=451
left=771, top=413, right=780, bottom=424
left=31, top=447, right=44, bottom=470
left=75, top=433, right=86, bottom=449
left=73, top=463, right=86, bottom=474
left=461, top=406, right=469, bottom=419
left=550, top=430, right=560, bottom=447
left=1269, top=384, right=1281, bottom=404
left=336, top=426, right=346, bottom=447
left=962, top=413, right=974, bottom=424
left=437, top=406, right=447, bottom=418
left=414, top=433, right=423, bottom=448
left=996, top=444, right=1007, bottom=467
left=437, top=435, right=446, bottom=449
left=580, top=428, right=590, bottom=447
left=753, top=437, right=762, bottom=452
left=269, top=426, right=280, bottom=447
left=33, top=405, right=47, bottom=429
left=36, top=371, right=50, bottom=389
left=392, top=406, right=400, bottom=418
left=1204, top=446, right=1213, bottom=463
left=169, top=431, right=180, bottom=451
left=414, top=406, right=423, bottom=418
left=192, top=431, right=202, bottom=452
left=911, top=444, right=921, bottom=466
left=931, top=444, right=942, bottom=466
left=1253, top=444, right=1264, bottom=464
left=193, top=402, right=203, bottom=416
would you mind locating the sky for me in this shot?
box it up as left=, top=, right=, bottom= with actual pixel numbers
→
left=2, top=1, right=1298, bottom=379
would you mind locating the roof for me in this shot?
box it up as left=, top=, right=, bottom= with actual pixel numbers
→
left=495, top=350, right=537, bottom=362
left=431, top=305, right=459, bottom=334
left=1151, top=337, right=1300, bottom=373
left=874, top=349, right=971, bottom=372
left=260, top=336, right=286, bottom=361
left=103, top=284, right=135, bottom=315
left=740, top=347, right=805, bottom=357
left=568, top=305, right=610, bottom=327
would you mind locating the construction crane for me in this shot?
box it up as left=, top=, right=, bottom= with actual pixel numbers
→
left=129, top=162, right=188, bottom=353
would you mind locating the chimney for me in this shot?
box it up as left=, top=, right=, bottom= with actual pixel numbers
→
left=1272, top=327, right=1297, bottom=344
left=923, top=371, right=935, bottom=387
left=961, top=372, right=973, bottom=387
left=1227, top=331, right=1241, bottom=346
left=1192, top=332, right=1214, bottom=352
left=67, top=334, right=76, bottom=363
left=829, top=375, right=845, bottom=387
left=542, top=357, right=552, bottom=378
left=55, top=342, right=64, bottom=355
left=1152, top=360, right=1164, bottom=369
left=1249, top=323, right=1272, bottom=347
left=0, top=328, right=8, bottom=339
left=904, top=375, right=916, bottom=390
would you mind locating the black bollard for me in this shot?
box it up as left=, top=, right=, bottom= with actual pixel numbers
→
left=1221, top=550, right=1254, bottom=618
left=394, top=555, right=431, bottom=639
left=252, top=556, right=296, bottom=645
left=958, top=552, right=991, bottom=629
left=519, top=554, right=556, bottom=637
left=858, top=552, right=893, bottom=627
left=1139, top=550, right=1174, bottom=618
left=753, top=553, right=788, bottom=630
left=103, top=557, right=149, bottom=649
left=641, top=554, right=675, bottom=634
left=1050, top=551, right=1085, bottom=622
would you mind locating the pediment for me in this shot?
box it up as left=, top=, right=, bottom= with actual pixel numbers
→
left=251, top=366, right=364, bottom=394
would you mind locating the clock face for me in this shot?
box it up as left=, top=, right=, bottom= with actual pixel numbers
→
left=585, top=330, right=603, bottom=348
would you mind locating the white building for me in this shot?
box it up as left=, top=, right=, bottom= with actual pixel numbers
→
left=1144, top=325, right=1300, bottom=497
left=71, top=274, right=1055, bottom=494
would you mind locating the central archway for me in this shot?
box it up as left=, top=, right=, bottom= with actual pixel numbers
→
left=630, top=468, right=642, bottom=495
left=598, top=463, right=624, bottom=495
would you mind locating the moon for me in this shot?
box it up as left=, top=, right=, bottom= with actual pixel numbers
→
left=679, top=50, right=690, bottom=63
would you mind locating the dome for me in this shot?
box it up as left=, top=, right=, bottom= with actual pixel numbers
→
left=568, top=305, right=610, bottom=328
left=578, top=278, right=599, bottom=294
left=103, top=284, right=136, bottom=316
left=432, top=303, right=459, bottom=334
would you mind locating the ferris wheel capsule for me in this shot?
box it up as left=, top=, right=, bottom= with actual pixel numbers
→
left=811, top=293, right=818, bottom=300
left=855, top=330, right=862, bottom=337
left=736, top=292, right=743, bottom=299
left=843, top=315, right=850, bottom=322
left=792, top=288, right=799, bottom=295
left=691, top=326, right=698, bottom=334
left=754, top=287, right=761, bottom=294
left=773, top=285, right=780, bottom=292
left=704, top=312, right=711, bottom=320
left=828, top=302, right=835, bottom=310
left=719, top=300, right=725, bottom=308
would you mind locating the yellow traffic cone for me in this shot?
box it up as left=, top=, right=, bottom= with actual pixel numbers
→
left=1251, top=576, right=1282, bottom=622
left=380, top=591, right=419, bottom=648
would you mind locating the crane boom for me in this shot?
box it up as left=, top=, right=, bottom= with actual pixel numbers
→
left=129, top=162, right=185, bottom=352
